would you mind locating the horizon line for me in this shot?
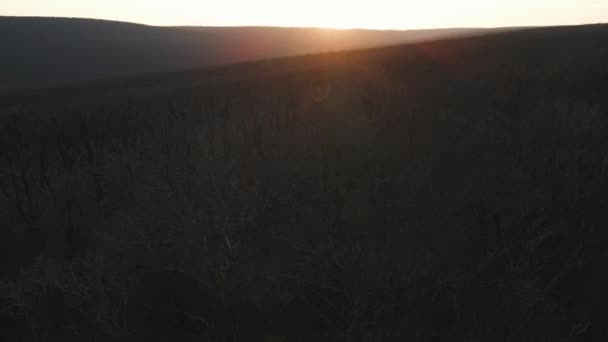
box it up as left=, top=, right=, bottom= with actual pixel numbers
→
left=8, top=14, right=601, bottom=32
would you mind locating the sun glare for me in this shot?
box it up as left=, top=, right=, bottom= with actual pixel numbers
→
left=184, top=0, right=445, bottom=29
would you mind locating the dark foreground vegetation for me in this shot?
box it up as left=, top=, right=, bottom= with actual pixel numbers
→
left=1, top=24, right=608, bottom=341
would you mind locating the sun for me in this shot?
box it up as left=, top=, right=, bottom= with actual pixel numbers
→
left=241, top=0, right=444, bottom=30
left=175, top=0, right=431, bottom=30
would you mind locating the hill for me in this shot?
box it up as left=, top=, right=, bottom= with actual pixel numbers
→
left=0, top=16, right=487, bottom=88
left=1, top=24, right=608, bottom=341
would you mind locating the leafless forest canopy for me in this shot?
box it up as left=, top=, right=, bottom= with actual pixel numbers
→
left=1, top=24, right=608, bottom=341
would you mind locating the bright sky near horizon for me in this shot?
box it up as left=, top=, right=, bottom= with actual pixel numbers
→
left=1, top=0, right=607, bottom=29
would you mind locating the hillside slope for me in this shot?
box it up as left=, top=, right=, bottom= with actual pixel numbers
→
left=1, top=24, right=608, bottom=341
left=0, top=16, right=485, bottom=87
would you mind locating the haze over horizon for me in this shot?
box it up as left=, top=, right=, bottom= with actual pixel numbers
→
left=2, top=0, right=607, bottom=30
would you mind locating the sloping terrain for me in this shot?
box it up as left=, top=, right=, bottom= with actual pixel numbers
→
left=1, top=24, right=608, bottom=341
left=0, top=16, right=485, bottom=87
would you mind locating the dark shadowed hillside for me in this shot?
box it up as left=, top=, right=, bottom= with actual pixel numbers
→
left=0, top=16, right=489, bottom=88
left=1, top=24, right=608, bottom=341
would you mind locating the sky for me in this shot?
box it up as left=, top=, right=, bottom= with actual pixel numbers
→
left=1, top=0, right=607, bottom=29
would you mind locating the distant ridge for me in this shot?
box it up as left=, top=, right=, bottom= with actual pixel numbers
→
left=0, top=16, right=489, bottom=87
